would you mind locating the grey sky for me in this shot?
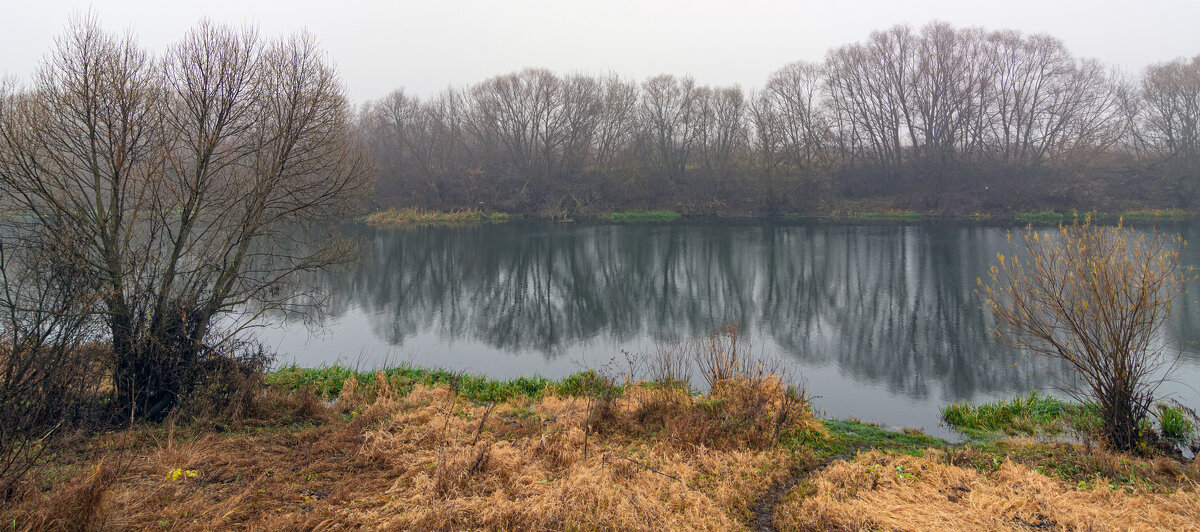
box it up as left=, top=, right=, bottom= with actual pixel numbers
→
left=3, top=0, right=1199, bottom=105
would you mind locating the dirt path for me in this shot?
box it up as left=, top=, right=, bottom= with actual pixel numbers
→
left=749, top=470, right=805, bottom=531
left=749, top=454, right=847, bottom=532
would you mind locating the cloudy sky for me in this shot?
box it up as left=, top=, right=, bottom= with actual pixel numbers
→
left=2, top=0, right=1199, bottom=105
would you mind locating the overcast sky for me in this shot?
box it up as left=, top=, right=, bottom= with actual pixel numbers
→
left=3, top=0, right=1199, bottom=105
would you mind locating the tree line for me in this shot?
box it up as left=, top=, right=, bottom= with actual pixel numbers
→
left=359, top=22, right=1200, bottom=216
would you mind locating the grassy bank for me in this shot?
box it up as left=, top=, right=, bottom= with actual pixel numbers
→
left=943, top=392, right=1197, bottom=449
left=363, top=207, right=512, bottom=227
left=4, top=366, right=1197, bottom=530
left=268, top=364, right=617, bottom=404
left=356, top=206, right=1199, bottom=228
left=941, top=391, right=1100, bottom=438
left=597, top=210, right=681, bottom=223
left=843, top=210, right=925, bottom=222
left=1013, top=208, right=1188, bottom=226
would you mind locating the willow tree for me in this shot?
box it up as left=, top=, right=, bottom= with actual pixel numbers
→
left=980, top=220, right=1191, bottom=451
left=0, top=15, right=370, bottom=420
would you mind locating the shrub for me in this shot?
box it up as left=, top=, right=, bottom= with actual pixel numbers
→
left=173, top=340, right=275, bottom=424
left=0, top=235, right=103, bottom=498
left=980, top=218, right=1193, bottom=451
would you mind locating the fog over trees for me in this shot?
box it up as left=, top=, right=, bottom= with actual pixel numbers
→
left=359, top=22, right=1200, bottom=216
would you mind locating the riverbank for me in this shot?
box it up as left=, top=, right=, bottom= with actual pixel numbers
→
left=360, top=205, right=1194, bottom=228
left=5, top=365, right=1197, bottom=530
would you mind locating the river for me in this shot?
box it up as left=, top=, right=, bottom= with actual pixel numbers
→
left=254, top=221, right=1200, bottom=437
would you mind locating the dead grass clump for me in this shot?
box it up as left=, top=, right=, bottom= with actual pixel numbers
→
left=774, top=450, right=1200, bottom=531
left=357, top=383, right=790, bottom=530
left=14, top=458, right=118, bottom=532
left=241, top=384, right=332, bottom=428
left=637, top=326, right=819, bottom=450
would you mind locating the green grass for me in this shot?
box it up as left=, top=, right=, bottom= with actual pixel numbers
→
left=1013, top=210, right=1066, bottom=225
left=268, top=364, right=621, bottom=404
left=794, top=419, right=947, bottom=457
left=941, top=391, right=1101, bottom=437
left=1013, top=209, right=1188, bottom=226
left=1156, top=403, right=1196, bottom=441
left=950, top=439, right=1193, bottom=491
left=485, top=212, right=512, bottom=223
left=1112, top=209, right=1188, bottom=223
left=598, top=210, right=681, bottom=223
left=363, top=208, right=512, bottom=227
left=845, top=210, right=924, bottom=221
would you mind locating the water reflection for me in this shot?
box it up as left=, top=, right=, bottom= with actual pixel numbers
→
left=263, top=222, right=1200, bottom=431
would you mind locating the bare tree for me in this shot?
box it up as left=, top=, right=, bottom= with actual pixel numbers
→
left=824, top=27, right=917, bottom=188
left=764, top=61, right=832, bottom=175
left=1136, top=56, right=1200, bottom=203
left=639, top=74, right=701, bottom=185
left=0, top=15, right=370, bottom=420
left=591, top=74, right=638, bottom=174
left=694, top=85, right=746, bottom=181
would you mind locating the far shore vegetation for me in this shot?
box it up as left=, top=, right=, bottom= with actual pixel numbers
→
left=597, top=210, right=681, bottom=223
left=364, top=207, right=512, bottom=227
left=1013, top=208, right=1189, bottom=226
left=361, top=205, right=1199, bottom=226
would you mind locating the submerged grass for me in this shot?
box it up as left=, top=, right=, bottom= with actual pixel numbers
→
left=363, top=207, right=511, bottom=227
left=598, top=210, right=681, bottom=223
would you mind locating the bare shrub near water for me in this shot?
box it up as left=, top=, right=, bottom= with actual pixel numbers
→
left=0, top=233, right=103, bottom=499
left=980, top=219, right=1193, bottom=452
left=171, top=340, right=275, bottom=426
left=646, top=341, right=692, bottom=388
left=637, top=327, right=810, bottom=447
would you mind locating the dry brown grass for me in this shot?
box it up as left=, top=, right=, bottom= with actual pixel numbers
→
left=774, top=449, right=1200, bottom=531
left=3, top=375, right=820, bottom=531
left=6, top=377, right=1198, bottom=531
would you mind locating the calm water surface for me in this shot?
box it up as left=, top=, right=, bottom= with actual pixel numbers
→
left=257, top=222, right=1200, bottom=437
